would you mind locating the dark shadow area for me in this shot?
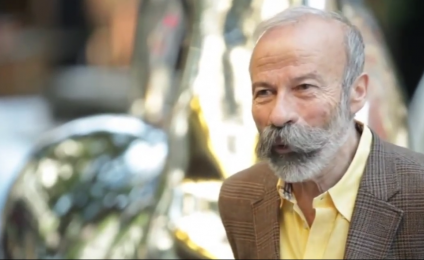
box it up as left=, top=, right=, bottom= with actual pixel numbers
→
left=366, top=0, right=424, bottom=101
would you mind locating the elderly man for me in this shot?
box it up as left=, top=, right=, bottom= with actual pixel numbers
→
left=218, top=6, right=424, bottom=260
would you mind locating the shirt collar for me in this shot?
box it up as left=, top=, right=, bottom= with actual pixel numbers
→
left=328, top=123, right=372, bottom=221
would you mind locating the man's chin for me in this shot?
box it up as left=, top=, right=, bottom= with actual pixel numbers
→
left=267, top=160, right=316, bottom=183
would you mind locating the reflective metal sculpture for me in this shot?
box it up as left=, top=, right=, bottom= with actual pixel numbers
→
left=0, top=0, right=189, bottom=258
left=130, top=0, right=187, bottom=129
left=1, top=115, right=168, bottom=259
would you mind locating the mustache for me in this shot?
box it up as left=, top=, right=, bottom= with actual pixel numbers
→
left=256, top=123, right=332, bottom=157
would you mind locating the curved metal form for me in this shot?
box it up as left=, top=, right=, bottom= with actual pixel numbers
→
left=130, top=0, right=187, bottom=129
left=0, top=0, right=191, bottom=258
left=181, top=0, right=267, bottom=180
left=409, top=74, right=424, bottom=153
left=1, top=115, right=168, bottom=259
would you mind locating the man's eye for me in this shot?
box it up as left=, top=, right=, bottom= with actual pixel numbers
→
left=296, top=84, right=313, bottom=90
left=256, top=89, right=272, bottom=97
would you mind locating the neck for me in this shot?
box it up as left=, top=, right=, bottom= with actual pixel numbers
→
left=292, top=122, right=360, bottom=200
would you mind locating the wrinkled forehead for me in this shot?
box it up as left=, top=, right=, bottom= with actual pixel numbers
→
left=250, top=17, right=347, bottom=81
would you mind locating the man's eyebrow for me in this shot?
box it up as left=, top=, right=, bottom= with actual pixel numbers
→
left=251, top=73, right=324, bottom=90
left=291, top=73, right=324, bottom=84
left=252, top=81, right=275, bottom=90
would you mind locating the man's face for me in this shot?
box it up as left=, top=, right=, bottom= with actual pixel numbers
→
left=250, top=18, right=352, bottom=182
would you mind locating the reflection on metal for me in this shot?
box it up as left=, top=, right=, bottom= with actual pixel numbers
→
left=181, top=0, right=274, bottom=180
left=146, top=180, right=231, bottom=259
left=1, top=115, right=168, bottom=259
left=303, top=0, right=327, bottom=10
left=130, top=0, right=187, bottom=128
left=339, top=0, right=408, bottom=147
left=171, top=180, right=231, bottom=259
left=409, top=75, right=424, bottom=153
left=260, top=0, right=290, bottom=20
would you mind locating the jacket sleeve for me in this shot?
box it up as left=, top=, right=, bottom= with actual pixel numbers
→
left=218, top=187, right=239, bottom=259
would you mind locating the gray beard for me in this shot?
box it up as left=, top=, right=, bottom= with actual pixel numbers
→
left=268, top=128, right=348, bottom=183
left=257, top=100, right=353, bottom=183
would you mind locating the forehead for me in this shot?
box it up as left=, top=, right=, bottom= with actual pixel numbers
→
left=250, top=17, right=346, bottom=80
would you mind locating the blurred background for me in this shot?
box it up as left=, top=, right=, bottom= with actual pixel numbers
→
left=0, top=0, right=423, bottom=259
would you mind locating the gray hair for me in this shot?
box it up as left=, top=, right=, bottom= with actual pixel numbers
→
left=254, top=6, right=365, bottom=94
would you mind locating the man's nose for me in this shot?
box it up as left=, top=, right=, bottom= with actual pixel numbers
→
left=269, top=101, right=299, bottom=127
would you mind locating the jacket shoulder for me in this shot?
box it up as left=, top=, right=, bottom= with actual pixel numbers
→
left=219, top=162, right=276, bottom=201
left=383, top=141, right=424, bottom=191
left=382, top=143, right=424, bottom=256
left=386, top=142, right=424, bottom=165
left=385, top=142, right=424, bottom=172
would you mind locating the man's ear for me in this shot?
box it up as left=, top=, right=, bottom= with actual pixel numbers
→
left=350, top=73, right=369, bottom=114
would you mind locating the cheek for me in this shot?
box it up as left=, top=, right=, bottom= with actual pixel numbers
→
left=252, top=105, right=269, bottom=131
left=298, top=100, right=333, bottom=127
left=299, top=87, right=340, bottom=126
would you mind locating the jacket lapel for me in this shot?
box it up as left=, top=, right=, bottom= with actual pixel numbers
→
left=344, top=134, right=403, bottom=259
left=251, top=166, right=280, bottom=259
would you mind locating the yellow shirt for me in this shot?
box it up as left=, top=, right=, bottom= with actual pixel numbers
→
left=278, top=125, right=373, bottom=259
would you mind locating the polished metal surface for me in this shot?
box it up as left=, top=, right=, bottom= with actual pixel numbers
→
left=145, top=179, right=230, bottom=259
left=180, top=0, right=282, bottom=180
left=1, top=0, right=190, bottom=258
left=130, top=0, right=187, bottom=129
left=1, top=115, right=168, bottom=259
left=409, top=74, right=424, bottom=153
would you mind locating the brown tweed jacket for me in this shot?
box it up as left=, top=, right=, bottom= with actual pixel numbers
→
left=218, top=133, right=424, bottom=259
